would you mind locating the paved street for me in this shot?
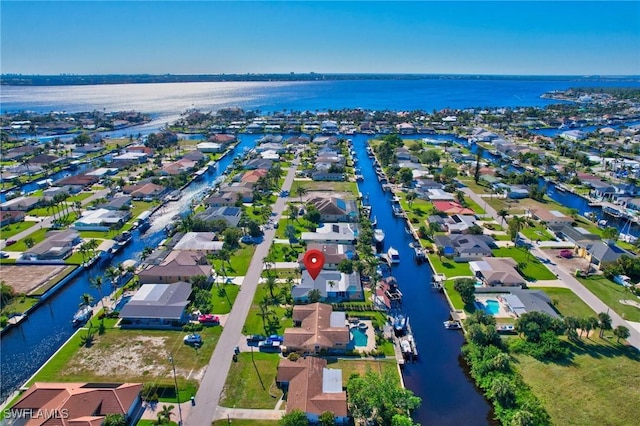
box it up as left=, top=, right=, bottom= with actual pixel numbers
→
left=462, top=187, right=640, bottom=350
left=185, top=158, right=299, bottom=425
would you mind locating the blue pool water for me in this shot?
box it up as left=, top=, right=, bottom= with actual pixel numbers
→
left=478, top=299, right=500, bottom=315
left=114, top=295, right=131, bottom=311
left=351, top=328, right=368, bottom=346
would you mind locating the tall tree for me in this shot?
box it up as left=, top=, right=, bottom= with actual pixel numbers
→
left=497, top=209, right=509, bottom=227
left=295, top=185, right=308, bottom=203
left=613, top=325, right=630, bottom=343
left=89, top=276, right=106, bottom=312
left=598, top=312, right=613, bottom=338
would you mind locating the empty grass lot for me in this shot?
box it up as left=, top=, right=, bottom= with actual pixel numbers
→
left=530, top=287, right=595, bottom=318
left=328, top=358, right=400, bottom=383
left=220, top=352, right=283, bottom=409
left=427, top=254, right=473, bottom=279
left=0, top=221, right=36, bottom=239
left=211, top=244, right=256, bottom=276
left=244, top=284, right=293, bottom=336
left=211, top=283, right=240, bottom=315
left=577, top=275, right=640, bottom=322
left=515, top=338, right=640, bottom=426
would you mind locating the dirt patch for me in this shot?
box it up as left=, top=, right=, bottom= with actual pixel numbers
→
left=546, top=249, right=592, bottom=274
left=0, top=264, right=68, bottom=294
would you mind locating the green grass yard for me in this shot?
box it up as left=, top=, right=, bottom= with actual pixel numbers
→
left=530, top=287, right=596, bottom=318
left=427, top=254, right=473, bottom=279
left=211, top=245, right=257, bottom=276
left=515, top=338, right=640, bottom=426
left=220, top=352, right=283, bottom=409
left=492, top=247, right=556, bottom=281
left=211, top=283, right=240, bottom=315
left=0, top=221, right=36, bottom=239
left=243, top=284, right=293, bottom=336
left=576, top=275, right=640, bottom=322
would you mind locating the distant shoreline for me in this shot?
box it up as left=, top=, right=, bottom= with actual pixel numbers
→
left=2, top=73, right=639, bottom=86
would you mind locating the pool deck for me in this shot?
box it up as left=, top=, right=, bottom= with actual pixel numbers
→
left=475, top=294, right=515, bottom=319
left=350, top=320, right=376, bottom=353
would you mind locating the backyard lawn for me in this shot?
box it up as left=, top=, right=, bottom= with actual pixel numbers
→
left=427, top=254, right=473, bottom=279
left=211, top=244, right=256, bottom=276
left=0, top=221, right=36, bottom=239
left=268, top=243, right=303, bottom=262
left=327, top=358, right=399, bottom=383
left=211, top=283, right=240, bottom=315
left=220, top=352, right=283, bottom=409
left=6, top=228, right=48, bottom=252
left=516, top=338, right=640, bottom=426
left=577, top=275, right=640, bottom=322
left=492, top=247, right=556, bottom=281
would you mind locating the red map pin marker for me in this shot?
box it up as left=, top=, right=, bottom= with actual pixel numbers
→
left=303, top=249, right=325, bottom=280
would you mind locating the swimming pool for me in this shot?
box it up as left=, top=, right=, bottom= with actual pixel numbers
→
left=114, top=295, right=131, bottom=311
left=351, top=327, right=368, bottom=346
left=477, top=299, right=500, bottom=315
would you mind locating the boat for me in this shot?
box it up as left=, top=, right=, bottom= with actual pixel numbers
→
left=393, top=314, right=407, bottom=335
left=444, top=320, right=462, bottom=330
left=597, top=219, right=608, bottom=227
left=387, top=247, right=400, bottom=264
left=414, top=246, right=426, bottom=262
left=374, top=229, right=385, bottom=244
left=355, top=174, right=364, bottom=181
left=72, top=305, right=93, bottom=327
left=371, top=215, right=377, bottom=227
left=392, top=205, right=404, bottom=217
left=620, top=233, right=638, bottom=244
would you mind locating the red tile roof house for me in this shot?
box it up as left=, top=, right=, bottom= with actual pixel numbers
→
left=122, top=183, right=168, bottom=201
left=277, top=356, right=349, bottom=424
left=283, top=303, right=351, bottom=355
left=9, top=382, right=144, bottom=426
left=431, top=200, right=475, bottom=216
left=241, top=169, right=269, bottom=184
left=137, top=251, right=212, bottom=284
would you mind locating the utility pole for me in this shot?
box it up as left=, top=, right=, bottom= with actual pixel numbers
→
left=169, top=355, right=184, bottom=426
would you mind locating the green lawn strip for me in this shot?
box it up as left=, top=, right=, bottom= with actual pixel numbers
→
left=576, top=275, right=640, bottom=322
left=458, top=178, right=492, bottom=194
left=515, top=338, right=640, bottom=426
left=65, top=252, right=86, bottom=264
left=268, top=243, right=303, bottom=262
left=78, top=230, right=113, bottom=239
left=67, top=192, right=93, bottom=202
left=520, top=225, right=555, bottom=242
left=427, top=254, right=473, bottom=279
left=529, top=287, right=595, bottom=318
left=0, top=221, right=37, bottom=239
left=211, top=244, right=256, bottom=276
left=243, top=284, right=293, bottom=336
left=260, top=269, right=299, bottom=280
left=8, top=228, right=49, bottom=251
left=0, top=295, right=39, bottom=315
left=211, top=283, right=240, bottom=315
left=464, top=196, right=485, bottom=215
left=290, top=180, right=359, bottom=198
left=327, top=358, right=400, bottom=383
left=491, top=247, right=556, bottom=280
left=130, top=201, right=158, bottom=218
left=275, top=218, right=313, bottom=239
left=220, top=352, right=283, bottom=409
left=443, top=279, right=466, bottom=311
left=492, top=233, right=512, bottom=241
left=396, top=191, right=434, bottom=221
left=30, top=326, right=221, bottom=397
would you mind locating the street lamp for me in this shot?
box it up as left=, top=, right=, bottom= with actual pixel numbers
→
left=168, top=355, right=184, bottom=426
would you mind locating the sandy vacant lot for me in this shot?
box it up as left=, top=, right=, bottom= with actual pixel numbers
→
left=0, top=264, right=69, bottom=294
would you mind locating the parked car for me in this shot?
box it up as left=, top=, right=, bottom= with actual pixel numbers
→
left=258, top=339, right=282, bottom=352
left=268, top=334, right=284, bottom=343
left=246, top=334, right=266, bottom=344
left=5, top=240, right=16, bottom=246
left=183, top=334, right=202, bottom=344
left=0, top=251, right=9, bottom=259
left=198, top=314, right=220, bottom=324
left=559, top=249, right=573, bottom=259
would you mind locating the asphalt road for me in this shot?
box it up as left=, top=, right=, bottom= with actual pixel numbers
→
left=462, top=187, right=640, bottom=350
left=185, top=158, right=299, bottom=425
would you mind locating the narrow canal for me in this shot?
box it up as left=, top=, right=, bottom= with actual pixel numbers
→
left=0, top=135, right=261, bottom=402
left=352, top=134, right=492, bottom=425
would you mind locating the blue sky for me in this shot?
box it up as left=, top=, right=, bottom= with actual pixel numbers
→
left=1, top=1, right=639, bottom=75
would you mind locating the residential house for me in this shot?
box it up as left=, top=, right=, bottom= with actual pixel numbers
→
left=283, top=303, right=350, bottom=354
left=241, top=169, right=268, bottom=184
left=397, top=122, right=416, bottom=134
left=434, top=234, right=495, bottom=261
left=126, top=145, right=155, bottom=156
left=86, top=167, right=119, bottom=178
left=0, top=210, right=25, bottom=227
left=209, top=133, right=236, bottom=145
left=220, top=183, right=254, bottom=203
left=585, top=240, right=631, bottom=269
left=28, top=154, right=61, bottom=167
left=10, top=382, right=143, bottom=426
left=137, top=251, right=212, bottom=284
left=470, top=257, right=525, bottom=287
left=55, top=174, right=99, bottom=189
left=506, top=185, right=530, bottom=199
left=0, top=196, right=42, bottom=212
left=256, top=142, right=286, bottom=153
left=196, top=206, right=242, bottom=227
left=161, top=158, right=197, bottom=175
left=427, top=189, right=456, bottom=201
left=589, top=180, right=616, bottom=200
left=173, top=232, right=224, bottom=252
left=99, top=195, right=132, bottom=211
left=321, top=120, right=339, bottom=134
left=301, top=223, right=358, bottom=245
left=549, top=225, right=601, bottom=246
left=73, top=208, right=131, bottom=231
left=309, top=197, right=358, bottom=223
left=276, top=357, right=348, bottom=424
left=311, top=171, right=345, bottom=181
left=432, top=201, right=475, bottom=216
left=443, top=214, right=478, bottom=234
left=531, top=208, right=573, bottom=227
left=475, top=286, right=559, bottom=318
left=119, top=282, right=192, bottom=327
left=244, top=158, right=273, bottom=170
left=182, top=149, right=205, bottom=162
left=292, top=270, right=363, bottom=302
left=111, top=152, right=149, bottom=163
left=203, top=192, right=237, bottom=208
left=197, top=142, right=223, bottom=153
left=21, top=229, right=81, bottom=261
left=297, top=243, right=356, bottom=270
left=560, top=129, right=586, bottom=141
left=123, top=183, right=168, bottom=201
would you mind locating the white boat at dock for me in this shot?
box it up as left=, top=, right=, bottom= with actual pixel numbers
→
left=444, top=320, right=462, bottom=330
left=374, top=229, right=385, bottom=244
left=387, top=247, right=400, bottom=264
left=72, top=305, right=93, bottom=327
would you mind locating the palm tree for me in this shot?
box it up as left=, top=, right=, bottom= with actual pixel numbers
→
left=509, top=215, right=527, bottom=244
left=105, top=266, right=120, bottom=292
left=284, top=224, right=297, bottom=246
left=406, top=192, right=416, bottom=208
left=80, top=293, right=93, bottom=307
left=597, top=312, right=612, bottom=338
left=613, top=325, right=630, bottom=343
left=295, top=185, right=308, bottom=203
left=159, top=405, right=175, bottom=423
left=497, top=209, right=509, bottom=227
left=258, top=296, right=272, bottom=333
left=265, top=275, right=279, bottom=299
left=89, top=276, right=106, bottom=312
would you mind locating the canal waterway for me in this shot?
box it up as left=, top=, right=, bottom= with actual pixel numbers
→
left=0, top=135, right=261, bottom=402
left=352, top=134, right=492, bottom=425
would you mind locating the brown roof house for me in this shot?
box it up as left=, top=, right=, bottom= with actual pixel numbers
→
left=469, top=257, right=526, bottom=287
left=9, top=382, right=143, bottom=426
left=297, top=244, right=355, bottom=270
left=531, top=208, right=574, bottom=227
left=122, top=183, right=168, bottom=201
left=0, top=210, right=26, bottom=227
left=283, top=303, right=351, bottom=355
left=277, top=356, right=348, bottom=424
left=308, top=197, right=358, bottom=223
left=137, top=251, right=212, bottom=284
left=21, top=229, right=81, bottom=262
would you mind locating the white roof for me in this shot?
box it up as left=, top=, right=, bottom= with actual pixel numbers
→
left=322, top=368, right=343, bottom=393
